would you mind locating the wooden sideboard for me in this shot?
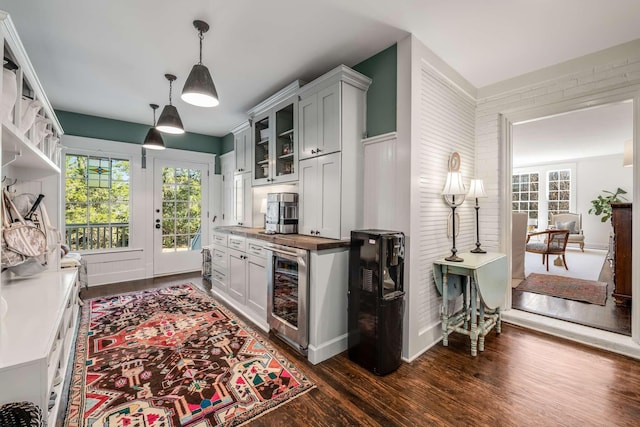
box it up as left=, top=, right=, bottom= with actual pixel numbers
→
left=611, top=203, right=632, bottom=306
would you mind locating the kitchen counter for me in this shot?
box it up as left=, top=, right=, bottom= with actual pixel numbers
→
left=214, top=226, right=350, bottom=251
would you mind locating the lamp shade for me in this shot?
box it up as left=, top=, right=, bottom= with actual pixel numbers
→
left=442, top=172, right=466, bottom=195
left=182, top=64, right=219, bottom=107
left=623, top=139, right=633, bottom=167
left=467, top=179, right=487, bottom=198
left=143, top=127, right=166, bottom=150
left=156, top=104, right=185, bottom=134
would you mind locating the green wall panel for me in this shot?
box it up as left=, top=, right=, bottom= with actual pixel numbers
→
left=221, top=132, right=235, bottom=154
left=56, top=110, right=224, bottom=172
left=353, top=43, right=397, bottom=137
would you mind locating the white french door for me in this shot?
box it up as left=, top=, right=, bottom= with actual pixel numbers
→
left=153, top=158, right=209, bottom=275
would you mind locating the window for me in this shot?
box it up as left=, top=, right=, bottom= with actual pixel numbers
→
left=512, top=173, right=539, bottom=222
left=161, top=167, right=201, bottom=252
left=547, top=169, right=571, bottom=219
left=65, top=154, right=130, bottom=250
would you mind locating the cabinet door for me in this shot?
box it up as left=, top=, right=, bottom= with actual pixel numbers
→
left=228, top=249, right=246, bottom=304
left=246, top=254, right=267, bottom=321
left=241, top=172, right=253, bottom=227
left=220, top=154, right=235, bottom=225
left=233, top=174, right=244, bottom=225
left=252, top=112, right=272, bottom=186
left=316, top=152, right=341, bottom=239
left=317, top=83, right=341, bottom=155
left=299, top=158, right=318, bottom=236
left=298, top=94, right=318, bottom=160
left=234, top=127, right=251, bottom=174
left=273, top=98, right=298, bottom=183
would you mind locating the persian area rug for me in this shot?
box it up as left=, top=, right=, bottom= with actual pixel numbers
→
left=65, top=284, right=314, bottom=427
left=516, top=273, right=607, bottom=305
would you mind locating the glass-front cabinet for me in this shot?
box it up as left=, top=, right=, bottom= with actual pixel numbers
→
left=250, top=85, right=300, bottom=186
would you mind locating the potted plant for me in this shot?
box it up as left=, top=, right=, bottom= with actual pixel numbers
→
left=588, top=188, right=628, bottom=222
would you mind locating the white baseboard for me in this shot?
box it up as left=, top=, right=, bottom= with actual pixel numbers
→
left=308, top=333, right=348, bottom=365
left=404, top=321, right=444, bottom=362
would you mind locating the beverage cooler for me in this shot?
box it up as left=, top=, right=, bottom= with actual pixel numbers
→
left=348, top=230, right=405, bottom=375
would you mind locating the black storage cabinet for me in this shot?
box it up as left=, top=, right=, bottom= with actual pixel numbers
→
left=348, top=230, right=405, bottom=375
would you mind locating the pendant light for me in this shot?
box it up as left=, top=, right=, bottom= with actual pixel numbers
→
left=181, top=20, right=220, bottom=107
left=156, top=74, right=185, bottom=134
left=142, top=103, right=166, bottom=150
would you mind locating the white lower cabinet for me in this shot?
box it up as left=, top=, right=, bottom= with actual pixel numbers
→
left=0, top=270, right=80, bottom=425
left=210, top=237, right=268, bottom=331
left=299, top=152, right=342, bottom=239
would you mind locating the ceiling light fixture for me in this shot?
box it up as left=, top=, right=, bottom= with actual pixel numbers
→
left=157, top=74, right=185, bottom=134
left=181, top=20, right=220, bottom=107
left=142, top=103, right=166, bottom=150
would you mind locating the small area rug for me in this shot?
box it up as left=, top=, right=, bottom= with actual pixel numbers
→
left=516, top=273, right=607, bottom=305
left=64, top=284, right=314, bottom=427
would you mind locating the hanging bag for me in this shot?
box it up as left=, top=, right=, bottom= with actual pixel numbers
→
left=2, top=190, right=47, bottom=259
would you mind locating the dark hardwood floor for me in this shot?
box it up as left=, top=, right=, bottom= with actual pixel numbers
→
left=79, top=273, right=640, bottom=426
left=512, top=258, right=632, bottom=336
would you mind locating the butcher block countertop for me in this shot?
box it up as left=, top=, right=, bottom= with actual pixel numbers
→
left=213, top=227, right=350, bottom=251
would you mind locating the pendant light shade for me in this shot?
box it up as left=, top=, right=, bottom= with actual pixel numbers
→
left=181, top=20, right=220, bottom=107
left=157, top=74, right=185, bottom=134
left=143, top=104, right=165, bottom=150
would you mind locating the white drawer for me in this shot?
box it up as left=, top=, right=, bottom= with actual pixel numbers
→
left=211, top=267, right=228, bottom=285
left=213, top=232, right=228, bottom=247
left=228, top=235, right=246, bottom=252
left=211, top=246, right=228, bottom=268
left=246, top=239, right=265, bottom=258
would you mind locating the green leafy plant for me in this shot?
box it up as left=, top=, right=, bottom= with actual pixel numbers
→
left=588, top=188, right=628, bottom=223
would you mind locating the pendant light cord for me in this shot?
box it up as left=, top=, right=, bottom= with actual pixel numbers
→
left=153, top=108, right=157, bottom=126
left=169, top=80, right=173, bottom=105
left=199, top=30, right=204, bottom=65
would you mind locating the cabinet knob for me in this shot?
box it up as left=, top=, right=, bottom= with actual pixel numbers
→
left=316, top=148, right=322, bottom=153
left=311, top=149, right=316, bottom=154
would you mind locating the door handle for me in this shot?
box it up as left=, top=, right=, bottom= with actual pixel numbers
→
left=155, top=224, right=161, bottom=229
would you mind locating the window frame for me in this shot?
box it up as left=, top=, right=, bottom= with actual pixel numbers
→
left=64, top=151, right=133, bottom=252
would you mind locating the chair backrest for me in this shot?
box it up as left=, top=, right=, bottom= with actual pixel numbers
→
left=547, top=229, right=570, bottom=253
left=550, top=212, right=581, bottom=233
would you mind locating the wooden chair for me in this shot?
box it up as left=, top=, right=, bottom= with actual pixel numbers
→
left=525, top=229, right=570, bottom=271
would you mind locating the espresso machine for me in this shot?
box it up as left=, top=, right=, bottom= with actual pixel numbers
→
left=348, top=230, right=405, bottom=375
left=265, top=193, right=298, bottom=234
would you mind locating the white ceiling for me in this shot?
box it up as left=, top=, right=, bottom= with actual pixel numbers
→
left=513, top=101, right=633, bottom=167
left=1, top=0, right=640, bottom=137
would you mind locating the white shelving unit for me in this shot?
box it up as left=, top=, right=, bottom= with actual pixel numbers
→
left=0, top=10, right=77, bottom=426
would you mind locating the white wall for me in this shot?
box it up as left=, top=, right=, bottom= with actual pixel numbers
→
left=579, top=154, right=633, bottom=248
left=399, top=35, right=478, bottom=361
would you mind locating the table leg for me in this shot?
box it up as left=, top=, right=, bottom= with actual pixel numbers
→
left=478, top=301, right=485, bottom=353
left=470, top=277, right=478, bottom=357
left=462, top=276, right=468, bottom=330
left=442, top=267, right=449, bottom=347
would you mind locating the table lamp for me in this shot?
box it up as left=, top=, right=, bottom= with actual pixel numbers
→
left=442, top=161, right=466, bottom=262
left=467, top=179, right=487, bottom=254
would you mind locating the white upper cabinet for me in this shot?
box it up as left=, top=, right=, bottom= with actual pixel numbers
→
left=299, top=83, right=341, bottom=160
left=296, top=65, right=371, bottom=239
left=232, top=122, right=251, bottom=174
left=248, top=81, right=302, bottom=186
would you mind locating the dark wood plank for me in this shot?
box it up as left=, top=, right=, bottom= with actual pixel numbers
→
left=80, top=273, right=640, bottom=427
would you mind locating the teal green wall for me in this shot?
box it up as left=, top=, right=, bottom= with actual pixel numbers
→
left=221, top=132, right=235, bottom=155
left=56, top=110, right=224, bottom=172
left=353, top=44, right=397, bottom=137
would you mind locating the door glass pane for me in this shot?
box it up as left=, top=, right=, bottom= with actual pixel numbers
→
left=161, top=167, right=201, bottom=252
left=272, top=255, right=299, bottom=327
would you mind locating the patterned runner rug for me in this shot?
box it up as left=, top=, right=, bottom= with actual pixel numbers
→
left=65, top=284, right=314, bottom=426
left=516, top=273, right=607, bottom=305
